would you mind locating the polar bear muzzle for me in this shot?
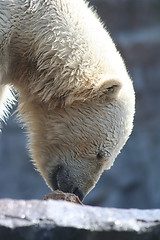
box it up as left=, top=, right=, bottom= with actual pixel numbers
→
left=49, top=165, right=84, bottom=201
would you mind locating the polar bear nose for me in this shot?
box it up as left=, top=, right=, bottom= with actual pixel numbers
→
left=52, top=165, right=84, bottom=201
left=72, top=187, right=84, bottom=201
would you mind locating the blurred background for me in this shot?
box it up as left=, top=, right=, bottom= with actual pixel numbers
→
left=0, top=0, right=160, bottom=209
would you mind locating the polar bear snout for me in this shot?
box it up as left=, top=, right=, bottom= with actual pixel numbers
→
left=50, top=165, right=84, bottom=201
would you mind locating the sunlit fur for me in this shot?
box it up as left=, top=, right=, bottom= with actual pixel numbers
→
left=0, top=0, right=135, bottom=198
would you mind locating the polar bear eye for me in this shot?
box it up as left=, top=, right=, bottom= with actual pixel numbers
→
left=96, top=149, right=109, bottom=160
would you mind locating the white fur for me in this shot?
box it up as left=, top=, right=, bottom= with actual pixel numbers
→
left=0, top=85, right=14, bottom=122
left=0, top=0, right=135, bottom=198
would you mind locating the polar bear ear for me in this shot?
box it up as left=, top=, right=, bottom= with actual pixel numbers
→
left=98, top=79, right=122, bottom=99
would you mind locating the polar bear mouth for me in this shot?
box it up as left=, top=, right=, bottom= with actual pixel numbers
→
left=49, top=165, right=84, bottom=201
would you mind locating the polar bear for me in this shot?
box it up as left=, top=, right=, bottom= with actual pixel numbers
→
left=0, top=0, right=135, bottom=201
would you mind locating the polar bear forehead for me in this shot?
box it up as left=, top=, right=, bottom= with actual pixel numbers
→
left=45, top=98, right=132, bottom=165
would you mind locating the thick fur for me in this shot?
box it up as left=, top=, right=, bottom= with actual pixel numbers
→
left=0, top=0, right=135, bottom=199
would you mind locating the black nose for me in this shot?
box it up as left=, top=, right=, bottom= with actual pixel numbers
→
left=73, top=187, right=84, bottom=201
left=50, top=166, right=84, bottom=201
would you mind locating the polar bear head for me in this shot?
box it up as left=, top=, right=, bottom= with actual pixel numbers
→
left=22, top=79, right=134, bottom=201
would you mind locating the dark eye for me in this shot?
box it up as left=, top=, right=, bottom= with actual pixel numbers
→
left=97, top=150, right=106, bottom=160
left=96, top=149, right=111, bottom=160
left=97, top=152, right=103, bottom=160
